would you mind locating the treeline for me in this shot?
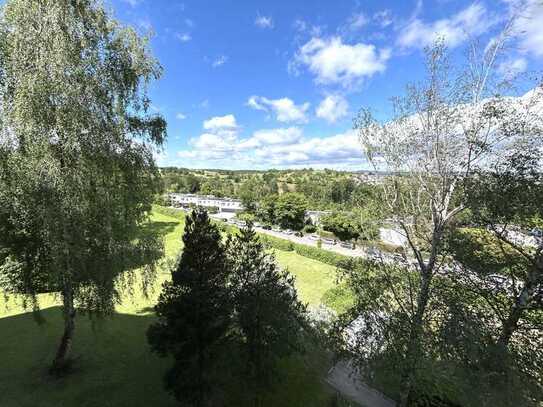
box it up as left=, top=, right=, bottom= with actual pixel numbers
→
left=160, top=167, right=382, bottom=211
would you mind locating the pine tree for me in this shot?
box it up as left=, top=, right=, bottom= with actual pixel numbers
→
left=147, top=209, right=231, bottom=407
left=228, top=223, right=307, bottom=406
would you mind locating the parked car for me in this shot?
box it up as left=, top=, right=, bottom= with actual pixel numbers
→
left=262, top=224, right=272, bottom=230
left=284, top=229, right=294, bottom=235
left=322, top=238, right=336, bottom=245
left=530, top=228, right=543, bottom=238
left=272, top=227, right=281, bottom=232
left=340, top=241, right=354, bottom=249
left=254, top=222, right=262, bottom=227
left=309, top=234, right=319, bottom=241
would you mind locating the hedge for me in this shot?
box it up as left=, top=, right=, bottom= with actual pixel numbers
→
left=293, top=243, right=351, bottom=267
left=153, top=205, right=355, bottom=268
left=258, top=232, right=353, bottom=268
left=259, top=234, right=295, bottom=252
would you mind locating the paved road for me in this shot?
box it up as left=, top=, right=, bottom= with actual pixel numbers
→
left=252, top=226, right=369, bottom=257
left=326, top=360, right=396, bottom=407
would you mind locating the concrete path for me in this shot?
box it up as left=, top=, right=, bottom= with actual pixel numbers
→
left=326, top=360, right=396, bottom=407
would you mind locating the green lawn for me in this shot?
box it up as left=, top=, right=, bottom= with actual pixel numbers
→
left=0, top=209, right=341, bottom=407
left=273, top=250, right=337, bottom=308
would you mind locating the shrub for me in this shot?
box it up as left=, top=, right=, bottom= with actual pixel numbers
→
left=259, top=234, right=295, bottom=251
left=293, top=244, right=350, bottom=267
left=303, top=224, right=317, bottom=233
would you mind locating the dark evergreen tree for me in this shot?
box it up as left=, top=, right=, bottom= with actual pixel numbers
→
left=228, top=223, right=307, bottom=406
left=147, top=209, right=231, bottom=407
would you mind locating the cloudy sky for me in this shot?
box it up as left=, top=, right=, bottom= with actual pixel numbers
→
left=109, top=0, right=543, bottom=170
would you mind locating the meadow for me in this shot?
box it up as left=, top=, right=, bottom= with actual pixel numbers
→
left=0, top=209, right=344, bottom=407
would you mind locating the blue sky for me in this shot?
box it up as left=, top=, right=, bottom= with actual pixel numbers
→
left=107, top=0, right=543, bottom=170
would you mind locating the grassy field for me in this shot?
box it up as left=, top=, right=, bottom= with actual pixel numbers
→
left=0, top=209, right=341, bottom=407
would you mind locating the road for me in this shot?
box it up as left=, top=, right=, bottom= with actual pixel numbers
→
left=251, top=225, right=369, bottom=257
left=326, top=360, right=396, bottom=407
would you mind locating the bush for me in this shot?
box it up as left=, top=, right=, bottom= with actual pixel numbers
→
left=303, top=224, right=317, bottom=233
left=259, top=234, right=295, bottom=251
left=322, top=284, right=355, bottom=314
left=236, top=212, right=256, bottom=222
left=293, top=244, right=350, bottom=268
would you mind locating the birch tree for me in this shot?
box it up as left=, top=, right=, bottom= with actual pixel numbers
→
left=353, top=31, right=531, bottom=405
left=0, top=0, right=165, bottom=373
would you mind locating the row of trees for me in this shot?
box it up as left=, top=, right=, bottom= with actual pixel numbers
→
left=147, top=209, right=307, bottom=407
left=161, top=166, right=382, bottom=212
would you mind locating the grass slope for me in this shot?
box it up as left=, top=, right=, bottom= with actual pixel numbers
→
left=0, top=209, right=340, bottom=407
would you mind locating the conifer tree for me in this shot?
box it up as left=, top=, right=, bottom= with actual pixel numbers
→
left=228, top=223, right=307, bottom=406
left=147, top=209, right=231, bottom=407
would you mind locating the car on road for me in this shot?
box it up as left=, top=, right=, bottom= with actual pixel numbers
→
left=284, top=229, right=294, bottom=235
left=322, top=238, right=336, bottom=245
left=309, top=234, right=319, bottom=241
left=272, top=227, right=281, bottom=232
left=340, top=241, right=354, bottom=249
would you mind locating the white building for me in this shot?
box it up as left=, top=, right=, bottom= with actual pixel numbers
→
left=169, top=193, right=244, bottom=213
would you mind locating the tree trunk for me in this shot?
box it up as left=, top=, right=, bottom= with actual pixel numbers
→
left=52, top=283, right=76, bottom=373
left=399, top=270, right=433, bottom=407
left=497, top=256, right=542, bottom=348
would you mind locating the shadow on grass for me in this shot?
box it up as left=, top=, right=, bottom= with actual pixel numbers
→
left=0, top=307, right=177, bottom=407
left=0, top=306, right=336, bottom=407
left=139, top=221, right=179, bottom=240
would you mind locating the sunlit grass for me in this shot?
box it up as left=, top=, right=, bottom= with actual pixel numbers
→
left=0, top=208, right=341, bottom=407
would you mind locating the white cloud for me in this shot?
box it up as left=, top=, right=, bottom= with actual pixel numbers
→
left=247, top=96, right=310, bottom=123
left=203, top=114, right=238, bottom=131
left=255, top=14, right=274, bottom=29
left=122, top=0, right=142, bottom=7
left=239, top=127, right=304, bottom=150
left=177, top=33, right=192, bottom=42
left=498, top=57, right=528, bottom=78
left=176, top=124, right=364, bottom=168
left=511, top=0, right=543, bottom=57
left=373, top=10, right=393, bottom=28
left=176, top=113, right=187, bottom=120
left=292, top=36, right=390, bottom=88
left=212, top=55, right=228, bottom=68
left=316, top=95, right=349, bottom=123
left=398, top=3, right=491, bottom=49
left=177, top=115, right=240, bottom=161
left=253, top=130, right=363, bottom=166
left=346, top=13, right=367, bottom=31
